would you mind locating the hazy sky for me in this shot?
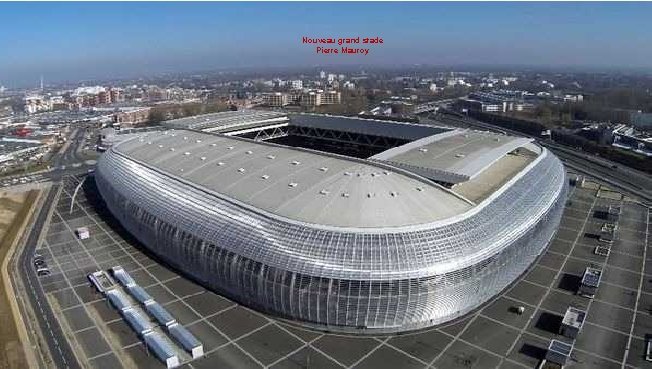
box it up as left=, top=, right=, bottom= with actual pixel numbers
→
left=1, top=2, right=651, bottom=87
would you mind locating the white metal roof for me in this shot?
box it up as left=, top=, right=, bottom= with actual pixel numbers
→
left=145, top=302, right=176, bottom=326
left=111, top=266, right=136, bottom=287
left=163, top=110, right=287, bottom=132
left=113, top=130, right=472, bottom=228
left=143, top=332, right=178, bottom=365
left=107, top=289, right=132, bottom=311
left=126, top=284, right=154, bottom=304
left=371, top=129, right=534, bottom=183
left=562, top=306, right=586, bottom=329
left=122, top=308, right=154, bottom=334
left=169, top=323, right=202, bottom=350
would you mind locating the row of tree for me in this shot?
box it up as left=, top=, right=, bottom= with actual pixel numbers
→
left=147, top=101, right=231, bottom=124
left=468, top=110, right=651, bottom=174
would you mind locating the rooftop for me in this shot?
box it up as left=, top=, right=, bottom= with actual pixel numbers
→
left=371, top=129, right=534, bottom=184
left=581, top=267, right=602, bottom=287
left=162, top=110, right=288, bottom=133
left=290, top=114, right=446, bottom=141
left=562, top=307, right=586, bottom=329
left=113, top=130, right=472, bottom=229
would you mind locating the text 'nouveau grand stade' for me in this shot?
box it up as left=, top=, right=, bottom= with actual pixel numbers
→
left=95, top=111, right=567, bottom=334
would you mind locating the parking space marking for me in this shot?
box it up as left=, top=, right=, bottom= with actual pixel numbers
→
left=622, top=207, right=650, bottom=367
left=497, top=189, right=599, bottom=368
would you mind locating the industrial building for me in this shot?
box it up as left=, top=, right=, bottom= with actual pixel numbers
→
left=95, top=113, right=567, bottom=333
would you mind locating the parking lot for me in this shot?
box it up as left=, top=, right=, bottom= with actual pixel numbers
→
left=33, top=173, right=650, bottom=369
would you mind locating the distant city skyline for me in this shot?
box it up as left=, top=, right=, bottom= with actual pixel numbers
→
left=1, top=2, right=652, bottom=88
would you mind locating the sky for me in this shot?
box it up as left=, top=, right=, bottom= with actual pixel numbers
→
left=1, top=2, right=652, bottom=87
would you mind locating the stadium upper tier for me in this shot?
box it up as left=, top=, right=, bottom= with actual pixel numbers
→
left=162, top=110, right=288, bottom=133
left=96, top=114, right=567, bottom=333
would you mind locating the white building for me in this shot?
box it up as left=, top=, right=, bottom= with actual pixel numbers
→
left=343, top=81, right=356, bottom=90
left=24, top=95, right=50, bottom=114
left=263, top=92, right=288, bottom=107
left=290, top=80, right=303, bottom=90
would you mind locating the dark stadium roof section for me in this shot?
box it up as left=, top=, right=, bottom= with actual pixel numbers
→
left=113, top=130, right=472, bottom=228
left=289, top=113, right=449, bottom=141
left=371, top=130, right=535, bottom=184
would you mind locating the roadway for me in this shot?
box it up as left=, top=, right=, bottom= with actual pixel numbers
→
left=15, top=183, right=80, bottom=369
left=425, top=112, right=652, bottom=205
left=9, top=127, right=95, bottom=369
left=1, top=127, right=98, bottom=188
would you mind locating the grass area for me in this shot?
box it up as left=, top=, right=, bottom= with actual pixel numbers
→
left=0, top=189, right=39, bottom=369
left=0, top=162, right=51, bottom=179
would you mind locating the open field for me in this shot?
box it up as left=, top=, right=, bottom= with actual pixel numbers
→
left=0, top=189, right=38, bottom=369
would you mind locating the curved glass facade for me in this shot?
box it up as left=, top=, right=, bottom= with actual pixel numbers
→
left=96, top=146, right=567, bottom=333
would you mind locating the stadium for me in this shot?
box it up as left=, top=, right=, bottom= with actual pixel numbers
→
left=95, top=111, right=567, bottom=334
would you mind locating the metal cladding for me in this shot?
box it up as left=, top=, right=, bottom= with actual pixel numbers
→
left=111, top=266, right=136, bottom=287
left=145, top=301, right=177, bottom=328
left=95, top=127, right=567, bottom=334
left=168, top=323, right=204, bottom=358
left=126, top=284, right=155, bottom=305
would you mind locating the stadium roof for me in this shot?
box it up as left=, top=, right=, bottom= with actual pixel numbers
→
left=290, top=114, right=448, bottom=141
left=162, top=110, right=288, bottom=133
left=114, top=130, right=472, bottom=228
left=371, top=129, right=534, bottom=183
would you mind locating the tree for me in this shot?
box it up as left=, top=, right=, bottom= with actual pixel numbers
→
left=147, top=109, right=166, bottom=125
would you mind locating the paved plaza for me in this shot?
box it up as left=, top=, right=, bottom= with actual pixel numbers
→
left=33, top=174, right=650, bottom=369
